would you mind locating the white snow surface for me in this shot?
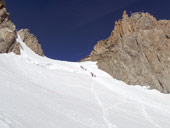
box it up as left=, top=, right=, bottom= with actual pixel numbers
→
left=0, top=34, right=170, bottom=128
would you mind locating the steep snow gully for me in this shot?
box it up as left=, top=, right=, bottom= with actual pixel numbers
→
left=0, top=34, right=170, bottom=128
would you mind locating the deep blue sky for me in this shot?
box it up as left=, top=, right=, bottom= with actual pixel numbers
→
left=5, top=0, right=170, bottom=61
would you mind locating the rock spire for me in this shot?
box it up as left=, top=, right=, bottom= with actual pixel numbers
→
left=0, top=0, right=44, bottom=56
left=83, top=11, right=170, bottom=93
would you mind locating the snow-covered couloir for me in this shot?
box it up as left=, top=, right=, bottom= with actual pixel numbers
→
left=0, top=34, right=170, bottom=128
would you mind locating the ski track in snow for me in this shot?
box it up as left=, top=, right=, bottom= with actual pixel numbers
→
left=0, top=114, right=21, bottom=128
left=90, top=80, right=117, bottom=128
left=0, top=119, right=9, bottom=128
left=142, top=105, right=162, bottom=128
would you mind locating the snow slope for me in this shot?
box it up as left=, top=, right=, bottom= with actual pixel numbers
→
left=0, top=34, right=170, bottom=128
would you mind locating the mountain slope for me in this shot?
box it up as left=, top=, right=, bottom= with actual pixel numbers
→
left=0, top=34, right=170, bottom=128
left=83, top=11, right=170, bottom=93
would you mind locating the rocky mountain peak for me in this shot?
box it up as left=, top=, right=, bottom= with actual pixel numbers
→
left=0, top=1, right=44, bottom=56
left=18, top=29, right=44, bottom=56
left=111, top=11, right=157, bottom=39
left=0, top=0, right=5, bottom=8
left=83, top=11, right=170, bottom=93
left=0, top=0, right=19, bottom=54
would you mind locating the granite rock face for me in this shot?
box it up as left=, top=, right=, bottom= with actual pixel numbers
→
left=84, top=11, right=170, bottom=93
left=0, top=0, right=20, bottom=54
left=0, top=0, right=44, bottom=56
left=18, top=29, right=44, bottom=56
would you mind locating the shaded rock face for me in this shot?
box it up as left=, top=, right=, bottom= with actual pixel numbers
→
left=18, top=29, right=44, bottom=56
left=0, top=1, right=44, bottom=56
left=84, top=11, right=170, bottom=93
left=0, top=1, right=20, bottom=54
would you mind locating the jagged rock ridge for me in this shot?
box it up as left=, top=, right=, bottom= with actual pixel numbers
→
left=84, top=11, right=170, bottom=93
left=18, top=29, right=44, bottom=56
left=0, top=0, right=20, bottom=54
left=0, top=0, right=44, bottom=56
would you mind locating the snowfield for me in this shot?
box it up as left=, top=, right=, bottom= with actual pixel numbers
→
left=0, top=34, right=170, bottom=128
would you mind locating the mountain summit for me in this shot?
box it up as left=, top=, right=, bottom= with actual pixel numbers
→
left=83, top=11, right=170, bottom=93
left=0, top=0, right=44, bottom=56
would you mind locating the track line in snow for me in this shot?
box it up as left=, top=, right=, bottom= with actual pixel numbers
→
left=142, top=105, right=162, bottom=128
left=0, top=120, right=10, bottom=128
left=105, top=100, right=128, bottom=112
left=0, top=114, right=21, bottom=128
left=90, top=80, right=117, bottom=128
left=56, top=111, right=93, bottom=128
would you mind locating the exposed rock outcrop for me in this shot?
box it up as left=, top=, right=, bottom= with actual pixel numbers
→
left=18, top=29, right=44, bottom=56
left=83, top=11, right=170, bottom=93
left=0, top=0, right=20, bottom=54
left=0, top=0, right=44, bottom=56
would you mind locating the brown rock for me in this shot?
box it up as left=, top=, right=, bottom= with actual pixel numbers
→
left=8, top=42, right=21, bottom=55
left=0, top=0, right=5, bottom=9
left=18, top=29, right=44, bottom=56
left=0, top=1, right=44, bottom=56
left=0, top=0, right=20, bottom=54
left=83, top=11, right=170, bottom=93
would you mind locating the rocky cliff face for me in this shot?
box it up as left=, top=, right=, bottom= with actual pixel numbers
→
left=18, top=29, right=44, bottom=56
left=0, top=0, right=20, bottom=54
left=84, top=11, right=170, bottom=93
left=0, top=0, right=44, bottom=56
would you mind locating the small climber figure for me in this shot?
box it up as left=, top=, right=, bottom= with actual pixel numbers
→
left=90, top=72, right=96, bottom=77
left=80, top=66, right=87, bottom=71
left=80, top=66, right=84, bottom=70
